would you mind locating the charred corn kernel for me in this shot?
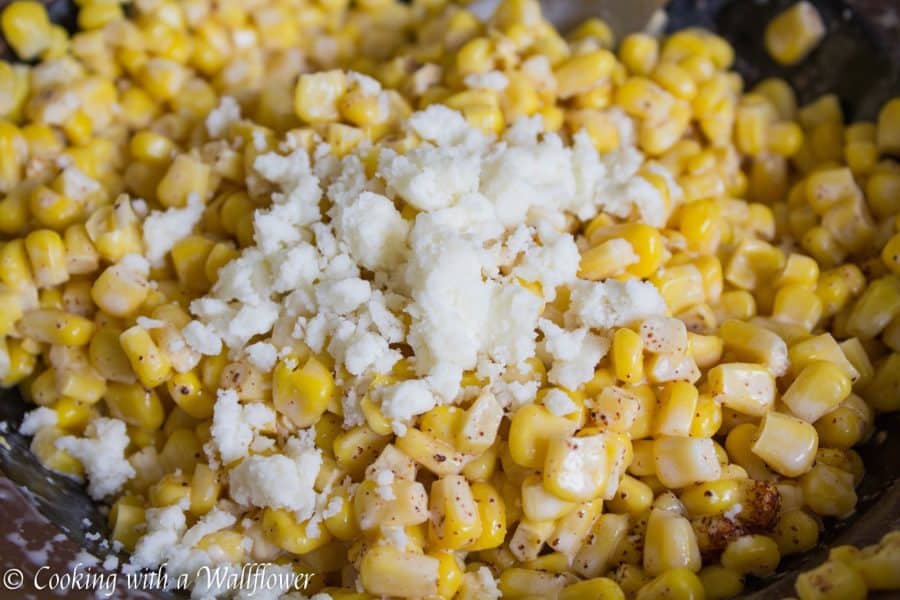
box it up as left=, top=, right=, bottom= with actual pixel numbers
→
left=800, top=462, right=857, bottom=517
left=261, top=507, right=332, bottom=555
left=119, top=326, right=172, bottom=389
left=611, top=328, right=644, bottom=383
left=1, top=1, right=52, bottom=60
left=428, top=475, right=482, bottom=549
left=554, top=50, right=616, bottom=99
left=725, top=423, right=775, bottom=481
left=607, top=474, right=653, bottom=515
left=273, top=356, right=334, bottom=428
left=19, top=309, right=94, bottom=346
left=508, top=403, right=577, bottom=469
left=620, top=33, right=658, bottom=76
left=876, top=97, right=900, bottom=155
left=109, top=500, right=145, bottom=551
left=653, top=436, right=721, bottom=489
left=796, top=560, right=867, bottom=600
left=708, top=363, right=775, bottom=417
left=720, top=535, right=781, bottom=578
left=653, top=381, right=698, bottom=437
left=751, top=411, right=818, bottom=477
left=635, top=567, right=704, bottom=600
left=359, top=545, right=439, bottom=598
left=782, top=360, right=852, bottom=423
left=156, top=154, right=211, bottom=208
left=295, top=71, right=347, bottom=123
left=24, top=230, right=68, bottom=289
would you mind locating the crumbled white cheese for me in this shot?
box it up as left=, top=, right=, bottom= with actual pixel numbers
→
left=245, top=342, right=278, bottom=372
left=135, top=316, right=166, bottom=330
left=210, top=389, right=276, bottom=463
left=19, top=407, right=58, bottom=435
left=228, top=437, right=321, bottom=518
left=543, top=389, right=578, bottom=416
left=142, top=193, right=205, bottom=266
left=566, top=279, right=668, bottom=331
left=373, top=469, right=395, bottom=500
left=55, top=418, right=135, bottom=499
left=379, top=380, right=436, bottom=432
left=182, top=320, right=223, bottom=356
left=381, top=525, right=408, bottom=549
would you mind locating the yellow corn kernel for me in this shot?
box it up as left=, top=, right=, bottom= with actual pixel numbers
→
left=543, top=433, right=611, bottom=502
left=768, top=121, right=804, bottom=156
left=611, top=328, right=644, bottom=384
left=189, top=463, right=221, bottom=516
left=84, top=201, right=143, bottom=263
left=736, top=96, right=774, bottom=156
left=772, top=509, right=820, bottom=556
left=167, top=371, right=214, bottom=420
left=456, top=391, right=503, bottom=454
left=853, top=533, right=900, bottom=590
left=679, top=480, right=739, bottom=517
left=698, top=566, right=743, bottom=600
left=272, top=356, right=334, bottom=428
left=800, top=462, right=857, bottom=517
left=508, top=403, right=577, bottom=469
left=19, top=309, right=95, bottom=346
left=560, top=577, right=624, bottom=600
left=643, top=508, right=701, bottom=576
left=137, top=58, right=189, bottom=101
left=359, top=545, right=439, bottom=598
left=590, top=223, right=665, bottom=278
left=653, top=381, right=698, bottom=437
left=456, top=37, right=493, bottom=76
left=554, top=50, right=616, bottom=99
left=104, top=382, right=165, bottom=430
left=653, top=436, right=721, bottom=489
left=261, top=507, right=332, bottom=555
left=572, top=513, right=629, bottom=577
left=876, top=97, right=900, bottom=155
left=796, top=560, right=867, bottom=600
left=498, top=566, right=569, bottom=598
left=620, top=33, right=658, bottom=76
left=24, top=229, right=68, bottom=289
left=428, top=475, right=482, bottom=550
left=1, top=1, right=52, bottom=60
left=846, top=275, right=900, bottom=339
left=750, top=411, right=818, bottom=477
left=782, top=360, right=852, bottom=423
left=294, top=70, right=347, bottom=124
left=815, top=393, right=873, bottom=449
left=636, top=568, right=704, bottom=600
left=130, top=130, right=176, bottom=164
left=90, top=262, right=150, bottom=318
left=721, top=534, right=781, bottom=577
left=334, top=426, right=390, bottom=480
left=156, top=154, right=211, bottom=208
left=615, top=76, right=675, bottom=122
left=765, top=1, right=825, bottom=65
left=606, top=474, right=653, bottom=515
left=708, top=363, right=775, bottom=417
left=520, top=473, right=575, bottom=522
left=465, top=481, right=506, bottom=551
left=771, top=284, right=823, bottom=331
left=109, top=499, right=145, bottom=551
left=119, top=326, right=172, bottom=389
left=679, top=199, right=721, bottom=254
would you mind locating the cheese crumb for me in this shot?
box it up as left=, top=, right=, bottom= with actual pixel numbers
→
left=55, top=418, right=136, bottom=499
left=19, top=407, right=58, bottom=435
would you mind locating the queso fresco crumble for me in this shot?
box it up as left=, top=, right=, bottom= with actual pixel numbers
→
left=1, top=0, right=900, bottom=598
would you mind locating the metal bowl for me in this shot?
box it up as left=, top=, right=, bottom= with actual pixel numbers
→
left=1, top=0, right=898, bottom=597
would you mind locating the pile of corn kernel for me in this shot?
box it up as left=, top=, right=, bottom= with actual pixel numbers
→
left=1, top=0, right=900, bottom=598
